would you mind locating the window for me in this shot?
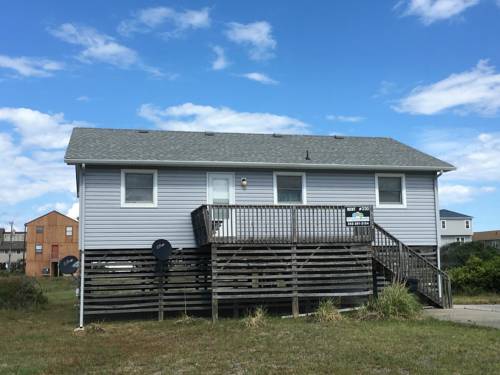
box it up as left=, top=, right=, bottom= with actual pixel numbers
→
left=375, top=174, right=406, bottom=208
left=121, top=169, right=158, bottom=208
left=274, top=172, right=306, bottom=204
left=35, top=244, right=43, bottom=253
left=36, top=226, right=44, bottom=234
left=456, top=237, right=465, bottom=243
left=66, top=226, right=73, bottom=236
left=465, top=220, right=470, bottom=229
left=441, top=220, right=446, bottom=229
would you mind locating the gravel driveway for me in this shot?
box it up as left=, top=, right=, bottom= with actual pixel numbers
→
left=425, top=305, right=500, bottom=329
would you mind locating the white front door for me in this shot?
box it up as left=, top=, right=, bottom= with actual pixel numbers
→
left=207, top=173, right=235, bottom=237
left=207, top=173, right=235, bottom=205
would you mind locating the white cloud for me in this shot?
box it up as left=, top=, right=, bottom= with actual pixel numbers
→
left=138, top=103, right=308, bottom=134
left=0, top=55, right=64, bottom=78
left=66, top=201, right=79, bottom=219
left=373, top=80, right=398, bottom=98
left=118, top=6, right=210, bottom=38
left=395, top=60, right=500, bottom=116
left=211, top=46, right=229, bottom=70
left=0, top=107, right=84, bottom=149
left=422, top=129, right=500, bottom=181
left=49, top=23, right=164, bottom=76
left=326, top=114, right=365, bottom=123
left=225, top=21, right=276, bottom=60
left=419, top=129, right=500, bottom=204
left=398, top=0, right=479, bottom=24
left=239, top=72, right=278, bottom=85
left=439, top=184, right=496, bottom=204
left=36, top=201, right=70, bottom=214
left=0, top=109, right=77, bottom=206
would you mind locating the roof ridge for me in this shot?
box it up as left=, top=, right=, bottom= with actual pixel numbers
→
left=73, top=127, right=392, bottom=140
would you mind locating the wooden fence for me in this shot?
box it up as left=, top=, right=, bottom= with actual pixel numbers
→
left=82, top=247, right=211, bottom=319
left=211, top=243, right=373, bottom=319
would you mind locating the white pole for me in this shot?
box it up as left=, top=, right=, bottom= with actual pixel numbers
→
left=7, top=221, right=13, bottom=271
left=78, top=165, right=86, bottom=328
left=434, top=172, right=443, bottom=300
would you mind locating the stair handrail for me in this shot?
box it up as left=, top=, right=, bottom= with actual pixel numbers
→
left=373, top=223, right=452, bottom=308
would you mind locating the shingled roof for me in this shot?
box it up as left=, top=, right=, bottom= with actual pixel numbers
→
left=440, top=209, right=472, bottom=219
left=64, top=127, right=455, bottom=171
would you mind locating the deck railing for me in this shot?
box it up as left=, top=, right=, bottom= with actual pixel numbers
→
left=373, top=223, right=452, bottom=308
left=191, top=204, right=374, bottom=246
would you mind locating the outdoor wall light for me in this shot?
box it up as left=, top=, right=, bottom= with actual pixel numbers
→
left=240, top=177, right=248, bottom=188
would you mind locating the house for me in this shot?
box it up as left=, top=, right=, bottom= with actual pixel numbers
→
left=0, top=228, right=26, bottom=270
left=65, top=127, right=455, bottom=325
left=25, top=211, right=79, bottom=277
left=473, top=230, right=500, bottom=249
left=439, top=209, right=473, bottom=246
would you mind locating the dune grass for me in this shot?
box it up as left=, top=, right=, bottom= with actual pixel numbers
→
left=0, top=278, right=499, bottom=374
left=453, top=293, right=500, bottom=305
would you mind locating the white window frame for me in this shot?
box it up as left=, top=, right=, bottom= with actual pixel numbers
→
left=206, top=172, right=235, bottom=204
left=441, top=220, right=446, bottom=229
left=66, top=226, right=73, bottom=236
left=121, top=169, right=158, bottom=208
left=375, top=173, right=407, bottom=208
left=273, top=172, right=307, bottom=205
left=35, top=244, right=43, bottom=253
left=465, top=220, right=470, bottom=229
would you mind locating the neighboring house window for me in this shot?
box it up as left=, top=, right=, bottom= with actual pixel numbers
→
left=121, top=169, right=158, bottom=208
left=465, top=220, right=470, bottom=229
left=274, top=172, right=306, bottom=204
left=441, top=220, right=446, bottom=229
left=375, top=173, right=406, bottom=208
left=455, top=237, right=465, bottom=243
left=36, top=226, right=44, bottom=234
left=35, top=244, right=43, bottom=253
left=66, top=226, right=73, bottom=236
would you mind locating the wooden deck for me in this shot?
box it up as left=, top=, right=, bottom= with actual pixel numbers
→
left=191, top=204, right=374, bottom=246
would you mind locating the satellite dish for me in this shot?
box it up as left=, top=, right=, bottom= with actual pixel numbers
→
left=152, top=239, right=172, bottom=261
left=59, top=255, right=79, bottom=275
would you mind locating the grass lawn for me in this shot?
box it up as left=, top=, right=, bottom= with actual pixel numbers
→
left=0, top=279, right=499, bottom=374
left=453, top=293, right=500, bottom=305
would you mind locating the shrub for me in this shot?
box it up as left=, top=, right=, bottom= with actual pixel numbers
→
left=449, top=255, right=500, bottom=294
left=358, top=283, right=422, bottom=320
left=0, top=275, right=48, bottom=310
left=441, top=242, right=499, bottom=269
left=315, top=299, right=342, bottom=322
left=243, top=306, right=267, bottom=328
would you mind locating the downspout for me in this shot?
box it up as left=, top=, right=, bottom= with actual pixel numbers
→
left=78, top=164, right=86, bottom=329
left=434, top=170, right=443, bottom=299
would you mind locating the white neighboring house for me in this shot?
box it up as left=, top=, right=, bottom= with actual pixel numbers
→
left=440, top=209, right=473, bottom=247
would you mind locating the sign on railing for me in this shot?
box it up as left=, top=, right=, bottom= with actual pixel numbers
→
left=345, top=206, right=371, bottom=227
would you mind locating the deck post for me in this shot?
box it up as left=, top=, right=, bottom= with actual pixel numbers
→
left=211, top=244, right=218, bottom=322
left=291, top=245, right=299, bottom=317
left=372, top=259, right=378, bottom=299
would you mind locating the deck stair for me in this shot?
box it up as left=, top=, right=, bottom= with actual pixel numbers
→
left=372, top=223, right=452, bottom=308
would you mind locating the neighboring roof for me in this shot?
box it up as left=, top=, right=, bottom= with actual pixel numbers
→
left=25, top=210, right=78, bottom=226
left=440, top=209, right=473, bottom=219
left=64, top=128, right=455, bottom=172
left=473, top=230, right=500, bottom=241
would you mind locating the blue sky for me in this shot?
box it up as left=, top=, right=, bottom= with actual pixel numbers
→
left=0, top=0, right=499, bottom=231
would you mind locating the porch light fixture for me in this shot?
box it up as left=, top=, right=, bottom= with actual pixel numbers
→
left=240, top=177, right=248, bottom=188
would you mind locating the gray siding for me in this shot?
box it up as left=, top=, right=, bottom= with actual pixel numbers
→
left=82, top=167, right=438, bottom=249
left=307, top=172, right=438, bottom=245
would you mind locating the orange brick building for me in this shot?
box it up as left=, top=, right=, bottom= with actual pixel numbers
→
left=25, top=211, right=79, bottom=277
